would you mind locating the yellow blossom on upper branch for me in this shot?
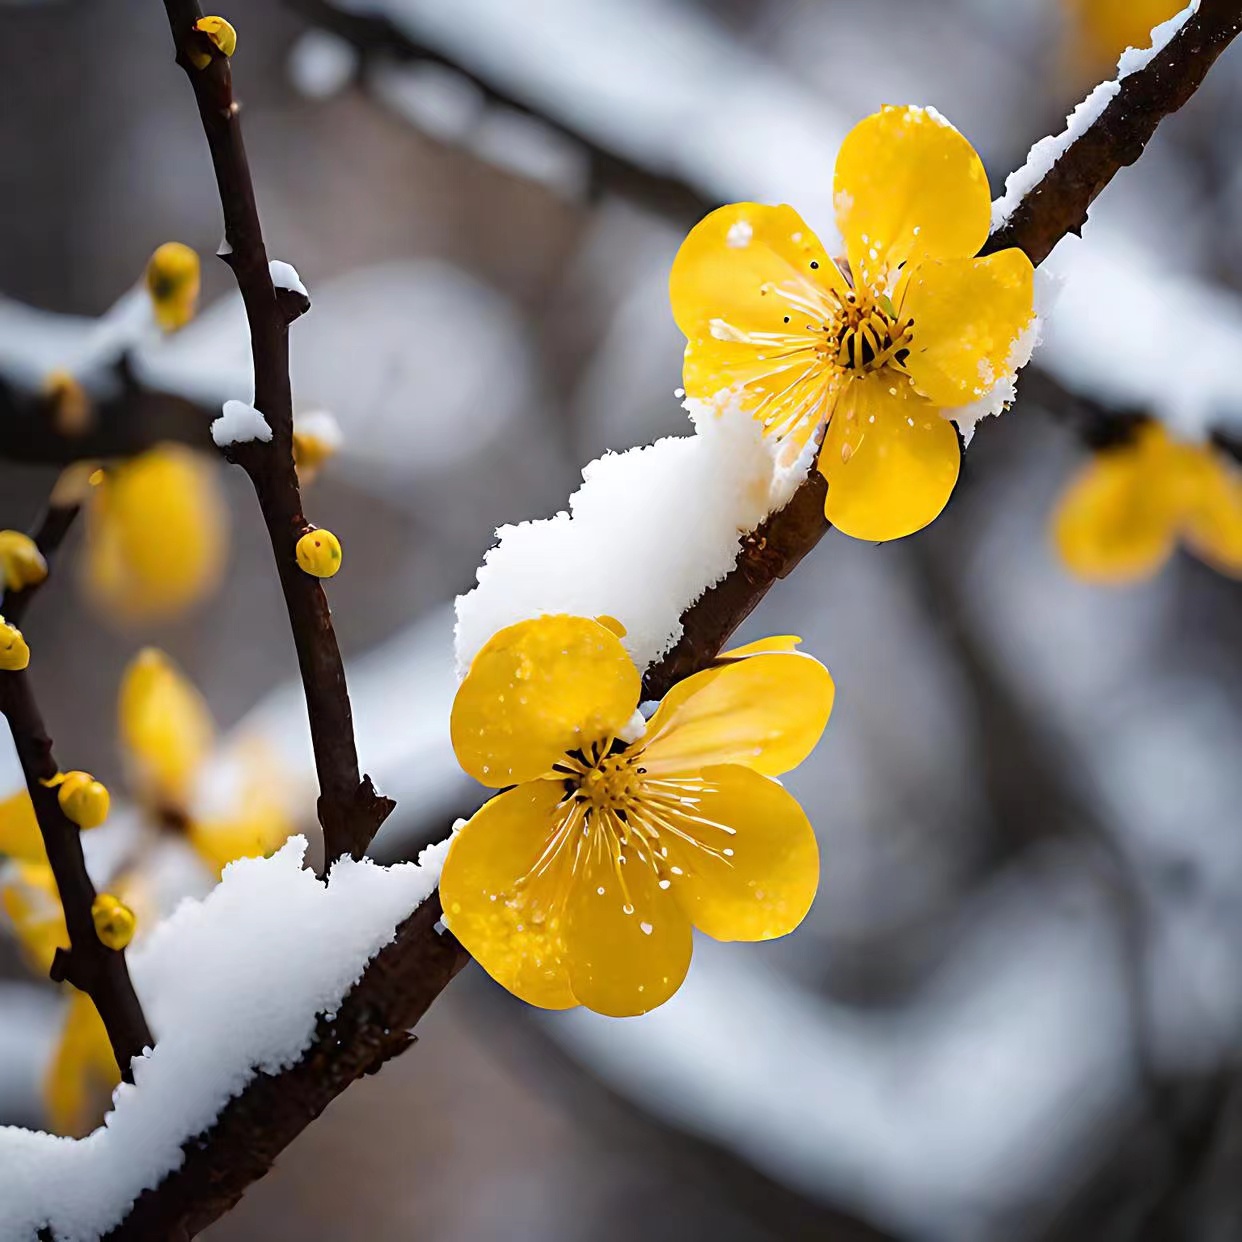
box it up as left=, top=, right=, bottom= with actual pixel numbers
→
left=83, top=444, right=228, bottom=625
left=1063, top=0, right=1185, bottom=76
left=0, top=531, right=48, bottom=592
left=1053, top=421, right=1242, bottom=584
left=145, top=243, right=201, bottom=333
left=442, top=616, right=833, bottom=1017
left=0, top=617, right=30, bottom=671
left=670, top=105, right=1035, bottom=543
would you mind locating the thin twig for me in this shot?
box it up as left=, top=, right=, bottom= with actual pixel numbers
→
left=161, top=0, right=393, bottom=865
left=2, top=494, right=82, bottom=628
left=0, top=502, right=153, bottom=1078
left=100, top=5, right=1242, bottom=1235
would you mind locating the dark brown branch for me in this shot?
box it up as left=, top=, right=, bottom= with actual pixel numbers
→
left=161, top=0, right=392, bottom=864
left=0, top=501, right=153, bottom=1078
left=101, top=6, right=1242, bottom=1237
left=0, top=372, right=214, bottom=467
left=984, top=0, right=1242, bottom=265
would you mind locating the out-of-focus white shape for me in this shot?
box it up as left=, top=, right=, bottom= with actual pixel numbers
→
left=0, top=731, right=23, bottom=801
left=332, top=0, right=849, bottom=232
left=0, top=289, right=155, bottom=393
left=1041, top=232, right=1242, bottom=438
left=268, top=261, right=307, bottom=299
left=369, top=61, right=486, bottom=143
left=210, top=399, right=271, bottom=448
left=552, top=861, right=1132, bottom=1242
left=293, top=408, right=342, bottom=452
left=0, top=835, right=450, bottom=1242
left=454, top=398, right=812, bottom=677
left=288, top=28, right=359, bottom=100
left=0, top=987, right=59, bottom=1124
left=232, top=604, right=467, bottom=847
left=137, top=261, right=534, bottom=486
left=469, top=107, right=588, bottom=197
left=991, top=2, right=1199, bottom=230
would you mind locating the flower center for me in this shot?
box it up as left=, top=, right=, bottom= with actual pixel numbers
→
left=557, top=740, right=642, bottom=814
left=825, top=287, right=913, bottom=375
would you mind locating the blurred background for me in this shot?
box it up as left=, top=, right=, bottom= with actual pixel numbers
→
left=3, top=0, right=1242, bottom=1238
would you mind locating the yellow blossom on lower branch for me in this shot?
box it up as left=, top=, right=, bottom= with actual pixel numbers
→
left=442, top=616, right=834, bottom=1017
left=670, top=105, right=1035, bottom=543
left=1053, top=422, right=1242, bottom=584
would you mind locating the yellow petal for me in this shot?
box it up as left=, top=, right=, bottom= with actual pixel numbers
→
left=84, top=445, right=228, bottom=625
left=451, top=616, right=640, bottom=787
left=718, top=635, right=802, bottom=658
left=1, top=861, right=67, bottom=976
left=0, top=789, right=44, bottom=864
left=1181, top=448, right=1242, bottom=578
left=834, top=105, right=991, bottom=285
left=819, top=374, right=960, bottom=542
left=564, top=824, right=692, bottom=1017
left=663, top=764, right=819, bottom=942
left=1052, top=432, right=1178, bottom=583
left=440, top=782, right=577, bottom=1010
left=44, top=991, right=119, bottom=1137
left=639, top=651, right=834, bottom=779
left=900, top=251, right=1035, bottom=408
left=671, top=202, right=845, bottom=443
left=118, top=648, right=215, bottom=812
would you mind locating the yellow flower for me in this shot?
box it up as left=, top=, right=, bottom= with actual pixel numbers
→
left=1053, top=421, right=1242, bottom=583
left=118, top=648, right=292, bottom=874
left=0, top=617, right=30, bottom=671
left=442, top=616, right=833, bottom=1017
left=91, top=893, right=136, bottom=950
left=0, top=788, right=43, bottom=864
left=44, top=990, right=119, bottom=1137
left=145, top=243, right=201, bottom=333
left=0, top=531, right=48, bottom=592
left=670, top=105, right=1035, bottom=543
left=295, top=528, right=342, bottom=579
left=0, top=861, right=66, bottom=976
left=1064, top=0, right=1185, bottom=76
left=83, top=445, right=228, bottom=624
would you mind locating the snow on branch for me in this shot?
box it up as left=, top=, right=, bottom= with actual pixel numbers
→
left=0, top=838, right=451, bottom=1242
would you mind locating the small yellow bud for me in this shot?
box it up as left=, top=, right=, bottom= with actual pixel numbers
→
left=189, top=15, right=237, bottom=67
left=91, top=893, right=136, bottom=951
left=56, top=772, right=110, bottom=830
left=0, top=618, right=30, bottom=672
left=145, top=242, right=201, bottom=333
left=295, top=528, right=342, bottom=579
left=42, top=370, right=92, bottom=436
left=0, top=531, right=48, bottom=592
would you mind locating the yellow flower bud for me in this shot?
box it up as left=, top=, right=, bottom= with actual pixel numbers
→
left=295, top=528, right=343, bottom=579
left=145, top=242, right=201, bottom=333
left=91, top=893, right=136, bottom=951
left=56, top=772, right=110, bottom=830
left=189, top=15, right=237, bottom=68
left=0, top=618, right=30, bottom=671
left=42, top=370, right=92, bottom=436
left=0, top=531, right=48, bottom=592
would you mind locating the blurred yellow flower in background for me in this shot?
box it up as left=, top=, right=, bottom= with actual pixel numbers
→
left=44, top=992, right=117, bottom=1138
left=671, top=105, right=1035, bottom=542
left=443, top=616, right=833, bottom=1017
left=1053, top=421, right=1242, bottom=583
left=1063, top=0, right=1186, bottom=76
left=145, top=242, right=201, bottom=334
left=83, top=445, right=228, bottom=625
left=119, top=648, right=293, bottom=874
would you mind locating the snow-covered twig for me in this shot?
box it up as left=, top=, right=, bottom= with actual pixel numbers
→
left=160, top=0, right=393, bottom=866
left=0, top=503, right=153, bottom=1083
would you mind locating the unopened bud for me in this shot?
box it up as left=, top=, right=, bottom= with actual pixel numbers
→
left=0, top=618, right=30, bottom=671
left=55, top=772, right=110, bottom=830
left=295, top=528, right=342, bottom=578
left=0, top=532, right=48, bottom=592
left=42, top=369, right=92, bottom=436
left=91, top=893, right=136, bottom=951
left=292, top=411, right=342, bottom=484
left=189, top=15, right=237, bottom=68
left=146, top=242, right=201, bottom=333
